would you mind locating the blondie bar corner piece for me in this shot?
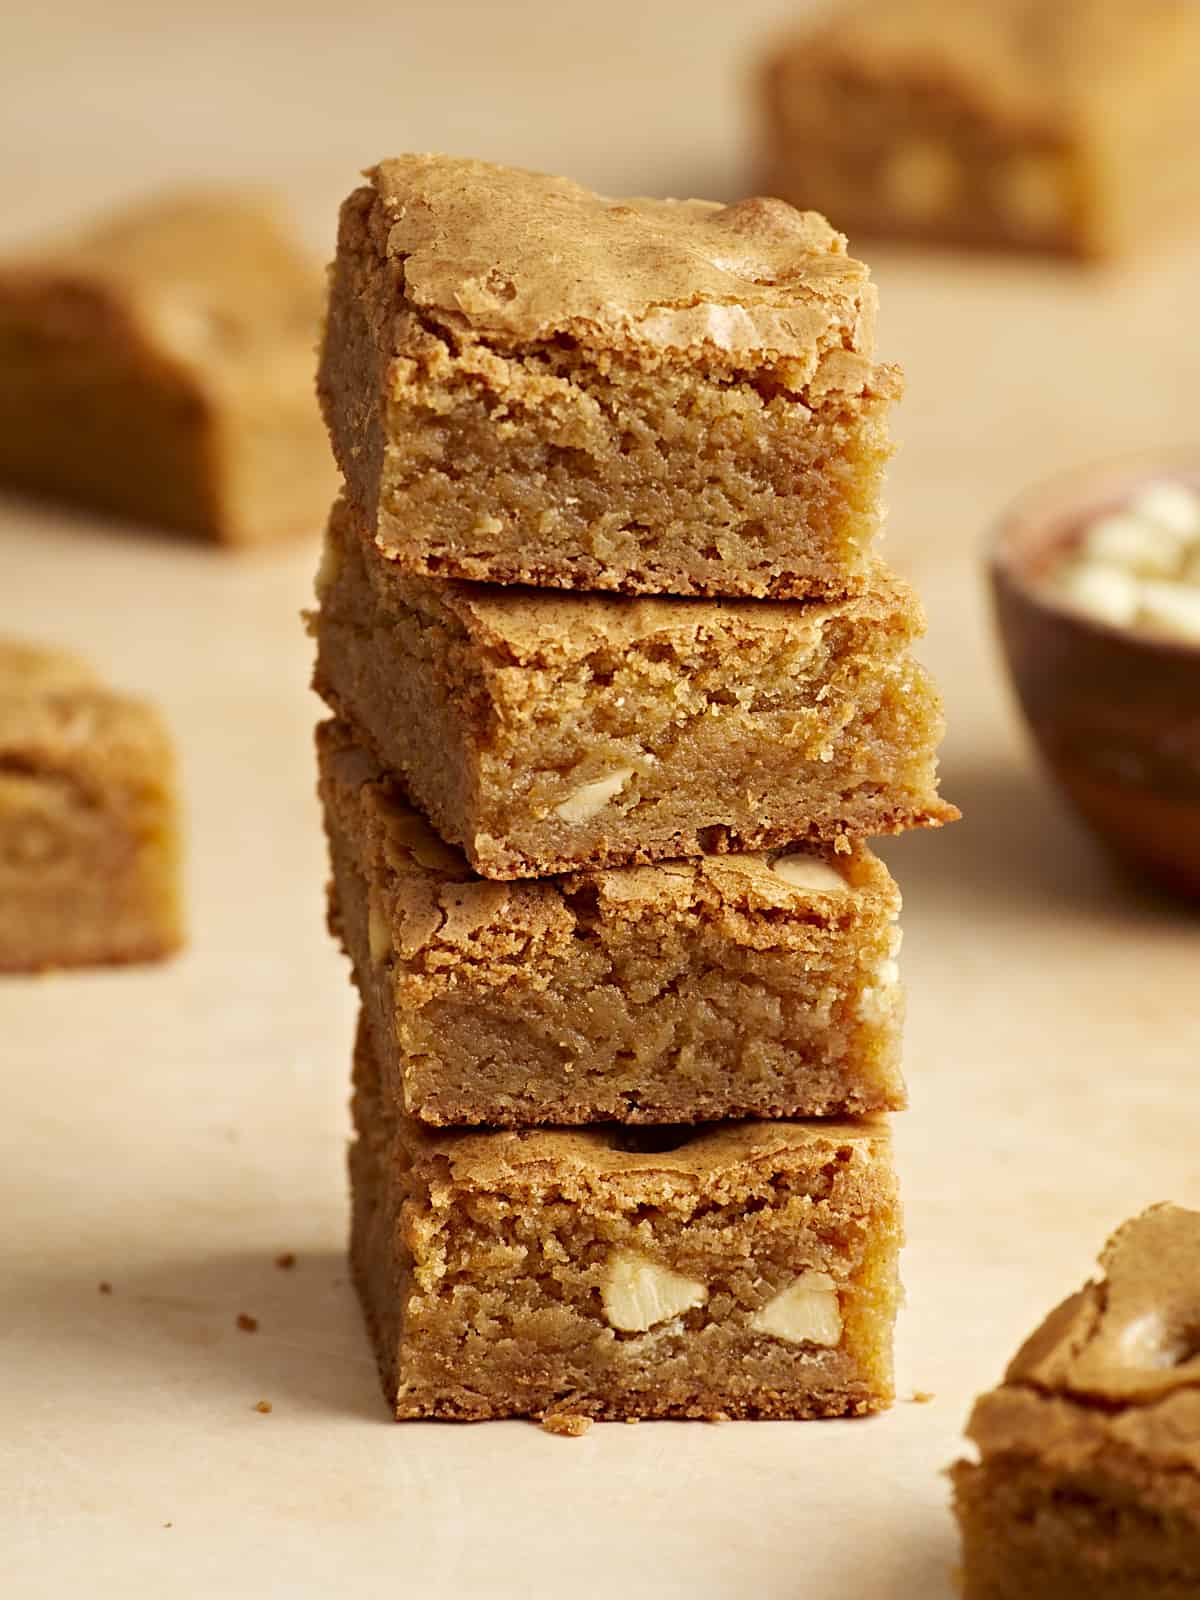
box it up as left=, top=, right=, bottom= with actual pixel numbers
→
left=317, top=153, right=902, bottom=600
left=0, top=639, right=184, bottom=973
left=349, top=1011, right=902, bottom=1424
left=318, top=716, right=907, bottom=1127
left=756, top=0, right=1200, bottom=260
left=312, top=497, right=957, bottom=880
left=952, top=1204, right=1200, bottom=1599
left=0, top=190, right=338, bottom=544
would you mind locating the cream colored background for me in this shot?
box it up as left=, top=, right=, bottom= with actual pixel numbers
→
left=3, top=3, right=1200, bottom=1596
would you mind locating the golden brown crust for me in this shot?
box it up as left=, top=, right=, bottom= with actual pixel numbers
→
left=367, top=155, right=878, bottom=368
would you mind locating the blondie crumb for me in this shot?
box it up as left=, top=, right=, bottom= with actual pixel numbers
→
left=541, top=1414, right=593, bottom=1438
left=236, top=1313, right=259, bottom=1333
left=274, top=1253, right=296, bottom=1270
left=253, top=1400, right=272, bottom=1415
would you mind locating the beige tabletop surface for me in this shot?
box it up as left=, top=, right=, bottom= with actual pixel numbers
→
left=3, top=2, right=1200, bottom=1596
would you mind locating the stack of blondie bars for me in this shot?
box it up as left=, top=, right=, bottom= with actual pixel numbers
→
left=310, top=155, right=955, bottom=1424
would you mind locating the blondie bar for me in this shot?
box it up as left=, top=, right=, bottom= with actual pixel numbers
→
left=317, top=155, right=901, bottom=599
left=757, top=0, right=1200, bottom=259
left=953, top=1205, right=1200, bottom=1598
left=0, top=641, right=183, bottom=972
left=318, top=718, right=905, bottom=1126
left=312, top=500, right=955, bottom=878
left=0, top=191, right=336, bottom=543
left=350, top=1010, right=901, bottom=1422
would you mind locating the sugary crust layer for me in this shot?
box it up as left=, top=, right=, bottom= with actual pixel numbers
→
left=367, top=155, right=878, bottom=365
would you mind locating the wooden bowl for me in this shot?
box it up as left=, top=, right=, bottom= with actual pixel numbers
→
left=989, top=459, right=1200, bottom=900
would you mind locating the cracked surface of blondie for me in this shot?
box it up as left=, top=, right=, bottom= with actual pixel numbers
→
left=317, top=155, right=901, bottom=598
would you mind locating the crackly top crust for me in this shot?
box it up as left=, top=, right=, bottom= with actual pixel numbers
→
left=352, top=1009, right=891, bottom=1190
left=0, top=639, right=96, bottom=697
left=323, top=495, right=925, bottom=660
left=364, top=154, right=879, bottom=365
left=767, top=0, right=1196, bottom=122
left=966, top=1206, right=1200, bottom=1479
left=0, top=190, right=324, bottom=393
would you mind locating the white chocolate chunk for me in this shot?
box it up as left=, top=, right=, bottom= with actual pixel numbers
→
left=601, top=1249, right=707, bottom=1333
left=1138, top=580, right=1200, bottom=643
left=1054, top=562, right=1140, bottom=627
left=367, top=897, right=391, bottom=964
left=555, top=768, right=635, bottom=823
left=1119, top=1310, right=1181, bottom=1371
left=1130, top=481, right=1200, bottom=540
left=751, top=1271, right=843, bottom=1346
left=1083, top=513, right=1186, bottom=577
left=770, top=854, right=848, bottom=892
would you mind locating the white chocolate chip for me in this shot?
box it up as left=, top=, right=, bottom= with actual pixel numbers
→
left=1054, top=562, right=1140, bottom=627
left=1083, top=513, right=1186, bottom=577
left=1130, top=481, right=1200, bottom=540
left=770, top=854, right=848, bottom=892
left=750, top=1272, right=842, bottom=1346
left=600, top=1249, right=707, bottom=1333
left=1138, top=580, right=1200, bottom=643
left=555, top=768, right=635, bottom=824
left=474, top=513, right=504, bottom=536
left=367, top=896, right=390, bottom=964
left=883, top=138, right=958, bottom=220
